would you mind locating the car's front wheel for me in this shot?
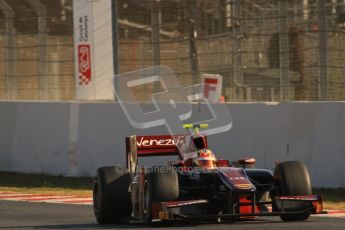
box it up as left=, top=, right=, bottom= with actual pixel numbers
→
left=93, top=166, right=131, bottom=224
left=143, top=166, right=179, bottom=223
left=274, top=161, right=312, bottom=221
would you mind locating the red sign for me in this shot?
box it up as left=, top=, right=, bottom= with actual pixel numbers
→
left=203, top=78, right=218, bottom=97
left=78, top=44, right=92, bottom=85
left=202, top=74, right=222, bottom=102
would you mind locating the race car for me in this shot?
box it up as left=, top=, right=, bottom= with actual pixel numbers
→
left=93, top=124, right=324, bottom=224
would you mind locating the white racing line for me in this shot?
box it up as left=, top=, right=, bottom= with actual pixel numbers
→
left=0, top=191, right=92, bottom=205
left=318, top=210, right=345, bottom=218
left=0, top=191, right=344, bottom=218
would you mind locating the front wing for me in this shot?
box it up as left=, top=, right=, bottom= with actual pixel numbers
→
left=150, top=195, right=325, bottom=222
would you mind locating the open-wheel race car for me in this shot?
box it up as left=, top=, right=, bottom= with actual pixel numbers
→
left=93, top=124, right=325, bottom=224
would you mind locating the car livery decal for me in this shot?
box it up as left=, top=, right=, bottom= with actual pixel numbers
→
left=218, top=167, right=256, bottom=191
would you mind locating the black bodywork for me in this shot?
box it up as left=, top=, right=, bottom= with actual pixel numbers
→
left=174, top=165, right=275, bottom=215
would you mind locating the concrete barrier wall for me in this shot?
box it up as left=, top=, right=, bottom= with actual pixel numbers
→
left=0, top=101, right=344, bottom=187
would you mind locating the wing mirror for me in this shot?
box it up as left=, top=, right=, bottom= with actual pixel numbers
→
left=238, top=158, right=256, bottom=169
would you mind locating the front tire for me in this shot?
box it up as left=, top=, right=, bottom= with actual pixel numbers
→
left=143, top=166, right=179, bottom=223
left=274, top=161, right=312, bottom=221
left=93, top=166, right=131, bottom=224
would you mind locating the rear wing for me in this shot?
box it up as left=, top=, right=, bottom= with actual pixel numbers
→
left=126, top=134, right=208, bottom=175
left=126, top=134, right=208, bottom=157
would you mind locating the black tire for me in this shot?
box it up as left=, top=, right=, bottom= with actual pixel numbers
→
left=143, top=166, right=179, bottom=223
left=93, top=166, right=131, bottom=224
left=274, top=161, right=312, bottom=221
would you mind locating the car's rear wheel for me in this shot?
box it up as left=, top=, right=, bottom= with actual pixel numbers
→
left=93, top=166, right=131, bottom=224
left=274, top=161, right=312, bottom=221
left=143, top=166, right=179, bottom=223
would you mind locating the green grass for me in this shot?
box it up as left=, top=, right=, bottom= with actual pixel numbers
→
left=0, top=171, right=344, bottom=209
left=314, top=188, right=345, bottom=202
left=0, top=171, right=93, bottom=196
left=313, top=188, right=345, bottom=209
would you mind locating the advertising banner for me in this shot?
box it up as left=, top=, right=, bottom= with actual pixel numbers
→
left=202, top=74, right=223, bottom=103
left=73, top=0, right=114, bottom=100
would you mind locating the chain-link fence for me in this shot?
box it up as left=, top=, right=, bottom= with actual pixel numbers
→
left=0, top=0, right=74, bottom=100
left=0, top=0, right=345, bottom=101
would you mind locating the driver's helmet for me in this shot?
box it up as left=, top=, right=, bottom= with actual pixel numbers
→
left=193, top=149, right=217, bottom=169
left=191, top=136, right=206, bottom=150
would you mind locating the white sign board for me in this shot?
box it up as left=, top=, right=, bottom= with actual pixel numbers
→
left=73, top=0, right=114, bottom=100
left=202, top=74, right=223, bottom=102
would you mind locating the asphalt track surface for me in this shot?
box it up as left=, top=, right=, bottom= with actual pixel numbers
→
left=0, top=201, right=344, bottom=230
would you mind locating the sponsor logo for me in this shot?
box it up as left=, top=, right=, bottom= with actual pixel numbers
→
left=136, top=136, right=184, bottom=147
left=228, top=176, right=247, bottom=181
left=78, top=44, right=92, bottom=85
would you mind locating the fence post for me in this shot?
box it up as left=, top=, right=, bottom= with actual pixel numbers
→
left=151, top=0, right=161, bottom=92
left=0, top=1, right=15, bottom=100
left=232, top=0, right=244, bottom=101
left=151, top=0, right=161, bottom=67
left=112, top=0, right=120, bottom=98
left=278, top=0, right=290, bottom=101
left=27, top=0, right=47, bottom=100
left=187, top=0, right=200, bottom=86
left=112, top=0, right=120, bottom=75
left=318, top=0, right=328, bottom=100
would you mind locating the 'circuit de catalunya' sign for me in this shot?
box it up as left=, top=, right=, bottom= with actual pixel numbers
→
left=74, top=4, right=93, bottom=86
left=73, top=0, right=114, bottom=100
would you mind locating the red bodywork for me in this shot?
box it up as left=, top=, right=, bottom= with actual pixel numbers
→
left=126, top=134, right=207, bottom=158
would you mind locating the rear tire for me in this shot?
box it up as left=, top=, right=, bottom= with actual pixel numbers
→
left=143, top=166, right=179, bottom=223
left=93, top=166, right=131, bottom=224
left=274, top=161, right=312, bottom=221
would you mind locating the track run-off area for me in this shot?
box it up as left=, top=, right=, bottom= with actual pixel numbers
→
left=0, top=200, right=344, bottom=230
left=0, top=191, right=92, bottom=205
left=1, top=191, right=345, bottom=218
